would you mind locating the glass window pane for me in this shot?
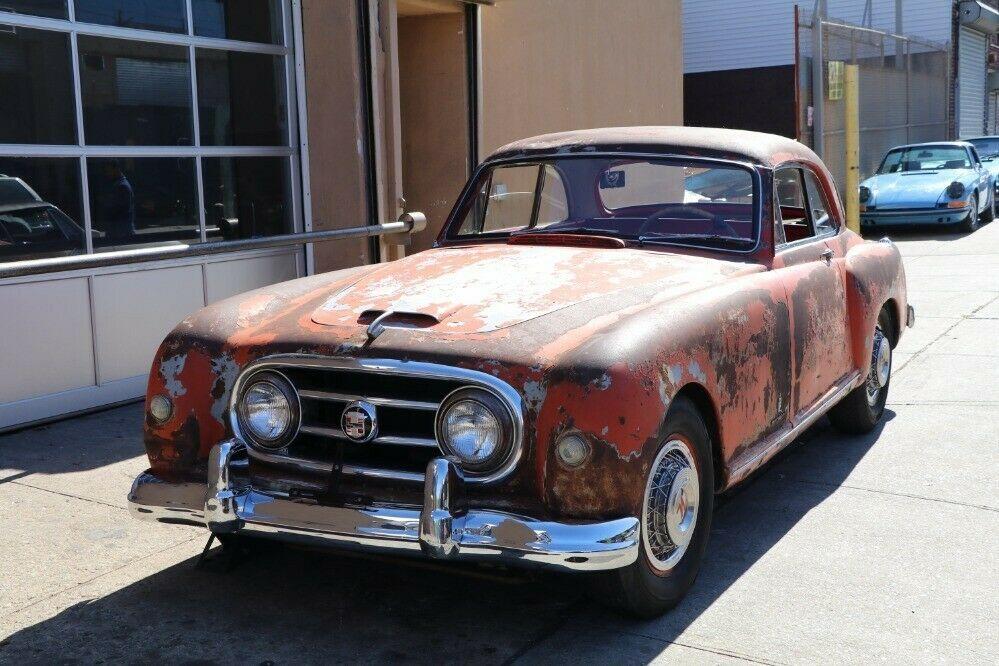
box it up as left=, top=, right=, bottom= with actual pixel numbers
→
left=74, top=0, right=186, bottom=34
left=0, top=158, right=84, bottom=260
left=803, top=170, right=835, bottom=234
left=0, top=1, right=66, bottom=19
left=0, top=27, right=76, bottom=144
left=193, top=0, right=282, bottom=45
left=481, top=165, right=538, bottom=233
left=87, top=157, right=199, bottom=249
left=78, top=36, right=192, bottom=146
left=196, top=49, right=287, bottom=146
left=535, top=165, right=568, bottom=228
left=202, top=157, right=291, bottom=240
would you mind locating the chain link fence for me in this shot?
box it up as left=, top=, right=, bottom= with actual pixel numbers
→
left=797, top=11, right=950, bottom=195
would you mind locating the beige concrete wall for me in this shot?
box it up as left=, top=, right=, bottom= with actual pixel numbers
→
left=398, top=12, right=470, bottom=252
left=302, top=0, right=373, bottom=272
left=479, top=0, right=684, bottom=157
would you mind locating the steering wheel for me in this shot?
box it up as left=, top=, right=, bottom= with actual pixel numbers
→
left=635, top=203, right=738, bottom=239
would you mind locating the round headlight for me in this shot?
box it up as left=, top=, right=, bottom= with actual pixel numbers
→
left=947, top=181, right=966, bottom=199
left=436, top=388, right=513, bottom=474
left=556, top=433, right=591, bottom=468
left=149, top=394, right=173, bottom=423
left=237, top=372, right=299, bottom=449
left=858, top=186, right=872, bottom=203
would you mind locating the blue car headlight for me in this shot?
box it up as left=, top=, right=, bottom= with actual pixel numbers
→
left=946, top=181, right=966, bottom=199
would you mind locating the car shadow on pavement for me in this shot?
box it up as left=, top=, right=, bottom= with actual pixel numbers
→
left=0, top=402, right=144, bottom=479
left=0, top=412, right=894, bottom=664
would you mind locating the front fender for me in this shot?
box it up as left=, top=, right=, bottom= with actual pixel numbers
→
left=533, top=271, right=792, bottom=517
left=843, top=237, right=908, bottom=372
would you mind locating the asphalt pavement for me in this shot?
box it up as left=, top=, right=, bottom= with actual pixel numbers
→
left=1, top=223, right=997, bottom=664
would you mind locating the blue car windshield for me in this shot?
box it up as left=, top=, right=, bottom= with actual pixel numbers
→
left=968, top=138, right=999, bottom=159
left=878, top=146, right=971, bottom=174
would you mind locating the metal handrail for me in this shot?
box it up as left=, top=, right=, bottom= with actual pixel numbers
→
left=0, top=213, right=427, bottom=280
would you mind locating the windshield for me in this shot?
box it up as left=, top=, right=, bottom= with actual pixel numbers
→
left=877, top=146, right=972, bottom=174
left=0, top=177, right=41, bottom=207
left=448, top=157, right=757, bottom=250
left=968, top=138, right=999, bottom=159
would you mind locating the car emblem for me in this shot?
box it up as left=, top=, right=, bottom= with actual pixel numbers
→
left=341, top=401, right=378, bottom=443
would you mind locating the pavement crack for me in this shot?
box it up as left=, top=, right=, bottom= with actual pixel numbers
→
left=893, top=292, right=999, bottom=376
left=7, top=479, right=127, bottom=512
left=789, top=478, right=998, bottom=513
left=502, top=599, right=585, bottom=665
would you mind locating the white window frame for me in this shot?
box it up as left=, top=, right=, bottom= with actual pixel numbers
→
left=0, top=0, right=309, bottom=263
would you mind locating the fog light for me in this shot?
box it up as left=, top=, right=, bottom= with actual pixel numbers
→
left=556, top=433, right=591, bottom=468
left=149, top=394, right=172, bottom=423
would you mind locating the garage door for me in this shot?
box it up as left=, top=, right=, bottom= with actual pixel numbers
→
left=959, top=27, right=988, bottom=138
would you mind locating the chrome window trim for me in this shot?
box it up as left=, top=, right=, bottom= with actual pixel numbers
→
left=228, top=355, right=526, bottom=485
left=0, top=0, right=306, bottom=271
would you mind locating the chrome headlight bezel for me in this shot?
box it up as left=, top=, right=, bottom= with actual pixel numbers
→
left=435, top=387, right=515, bottom=476
left=235, top=370, right=300, bottom=450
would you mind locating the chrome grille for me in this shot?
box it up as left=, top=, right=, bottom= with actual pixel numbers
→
left=231, top=357, right=524, bottom=484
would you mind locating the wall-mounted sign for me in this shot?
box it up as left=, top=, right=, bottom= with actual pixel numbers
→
left=828, top=61, right=845, bottom=101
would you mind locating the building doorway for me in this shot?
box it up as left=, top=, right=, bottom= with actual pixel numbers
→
left=394, top=0, right=475, bottom=253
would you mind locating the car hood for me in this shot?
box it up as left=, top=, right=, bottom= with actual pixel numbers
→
left=862, top=170, right=971, bottom=209
left=310, top=243, right=752, bottom=335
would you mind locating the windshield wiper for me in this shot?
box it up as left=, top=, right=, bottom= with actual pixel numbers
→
left=638, top=233, right=744, bottom=246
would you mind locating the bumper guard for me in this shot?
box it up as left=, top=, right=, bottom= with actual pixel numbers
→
left=128, top=440, right=639, bottom=572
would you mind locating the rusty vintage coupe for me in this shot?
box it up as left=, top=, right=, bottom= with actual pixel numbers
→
left=129, top=127, right=913, bottom=616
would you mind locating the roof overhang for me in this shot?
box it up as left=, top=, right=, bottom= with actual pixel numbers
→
left=959, top=1, right=999, bottom=35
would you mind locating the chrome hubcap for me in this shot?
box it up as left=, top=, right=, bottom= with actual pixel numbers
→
left=643, top=439, right=699, bottom=572
left=866, top=326, right=891, bottom=406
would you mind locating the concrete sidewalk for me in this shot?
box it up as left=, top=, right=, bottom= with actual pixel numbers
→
left=1, top=224, right=997, bottom=664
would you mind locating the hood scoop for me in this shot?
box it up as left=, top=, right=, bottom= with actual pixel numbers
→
left=359, top=309, right=440, bottom=340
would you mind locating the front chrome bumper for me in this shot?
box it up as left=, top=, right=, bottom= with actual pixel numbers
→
left=861, top=206, right=970, bottom=226
left=128, top=440, right=639, bottom=572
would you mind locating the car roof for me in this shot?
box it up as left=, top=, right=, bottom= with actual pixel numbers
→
left=888, top=141, right=974, bottom=151
left=486, top=126, right=820, bottom=169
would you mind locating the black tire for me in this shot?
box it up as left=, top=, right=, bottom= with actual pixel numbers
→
left=982, top=190, right=995, bottom=224
left=960, top=193, right=980, bottom=233
left=592, top=397, right=714, bottom=618
left=829, top=308, right=893, bottom=435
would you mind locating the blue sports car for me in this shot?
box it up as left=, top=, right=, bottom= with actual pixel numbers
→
left=859, top=142, right=994, bottom=233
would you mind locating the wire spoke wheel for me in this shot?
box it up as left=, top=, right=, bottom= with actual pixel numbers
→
left=642, top=438, right=699, bottom=573
left=866, top=325, right=891, bottom=407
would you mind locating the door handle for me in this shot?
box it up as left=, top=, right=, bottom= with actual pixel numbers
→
left=820, top=248, right=834, bottom=264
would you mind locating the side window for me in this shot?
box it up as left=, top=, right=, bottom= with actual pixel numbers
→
left=775, top=167, right=812, bottom=243
left=802, top=170, right=836, bottom=235
left=969, top=147, right=982, bottom=166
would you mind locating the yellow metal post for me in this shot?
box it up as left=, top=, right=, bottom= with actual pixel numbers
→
left=844, top=64, right=861, bottom=233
